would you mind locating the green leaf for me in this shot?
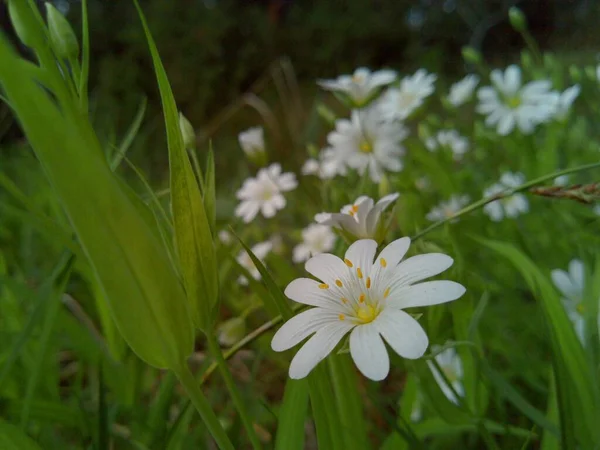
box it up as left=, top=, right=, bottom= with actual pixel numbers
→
left=133, top=0, right=218, bottom=331
left=0, top=420, right=43, bottom=450
left=204, top=146, right=216, bottom=236
left=274, top=379, right=309, bottom=450
left=111, top=97, right=148, bottom=170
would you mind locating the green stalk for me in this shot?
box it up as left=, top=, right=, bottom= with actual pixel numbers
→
left=412, top=161, right=600, bottom=240
left=174, top=364, right=235, bottom=450
left=205, top=334, right=263, bottom=450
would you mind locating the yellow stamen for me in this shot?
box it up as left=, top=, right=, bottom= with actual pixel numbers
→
left=344, top=258, right=353, bottom=267
left=351, top=205, right=359, bottom=213
left=338, top=314, right=345, bottom=321
left=380, top=258, right=387, bottom=268
left=341, top=297, right=348, bottom=304
left=366, top=277, right=371, bottom=289
left=383, top=287, right=391, bottom=298
left=359, top=293, right=366, bottom=303
left=335, top=279, right=343, bottom=287
left=359, top=141, right=373, bottom=153
left=318, top=283, right=329, bottom=289
left=356, top=304, right=378, bottom=323
left=349, top=210, right=355, bottom=217
left=357, top=267, right=363, bottom=279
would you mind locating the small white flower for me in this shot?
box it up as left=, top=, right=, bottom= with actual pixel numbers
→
left=293, top=224, right=337, bottom=263
left=316, top=193, right=400, bottom=240
left=323, top=107, right=408, bottom=182
left=379, top=69, right=437, bottom=120
left=483, top=172, right=529, bottom=221
left=551, top=259, right=587, bottom=342
left=554, top=85, right=580, bottom=120
left=427, top=346, right=464, bottom=404
left=477, top=65, right=558, bottom=135
left=301, top=159, right=320, bottom=176
left=415, top=176, right=431, bottom=191
left=554, top=175, right=569, bottom=186
left=236, top=241, right=272, bottom=285
left=424, top=130, right=469, bottom=160
left=301, top=157, right=343, bottom=180
left=271, top=238, right=466, bottom=380
left=448, top=74, right=479, bottom=107
left=426, top=195, right=470, bottom=222
left=317, top=67, right=397, bottom=105
left=238, top=127, right=265, bottom=156
left=235, top=163, right=298, bottom=223
left=218, top=230, right=233, bottom=244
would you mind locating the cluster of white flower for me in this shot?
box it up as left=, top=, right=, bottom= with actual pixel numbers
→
left=483, top=172, right=529, bottom=221
left=426, top=195, right=470, bottom=223
left=425, top=130, right=469, bottom=161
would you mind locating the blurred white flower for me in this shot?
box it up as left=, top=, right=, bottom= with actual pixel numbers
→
left=427, top=346, right=464, bottom=404
left=483, top=172, right=529, bottom=221
left=238, top=127, right=265, bottom=156
left=237, top=241, right=272, bottom=285
left=323, top=107, right=408, bottom=182
left=217, top=317, right=246, bottom=347
left=293, top=224, right=337, bottom=263
left=301, top=157, right=344, bottom=180
left=426, top=195, right=470, bottom=222
left=317, top=67, right=397, bottom=105
left=551, top=259, right=585, bottom=343
left=410, top=393, right=423, bottom=422
left=594, top=204, right=600, bottom=216
left=477, top=65, right=558, bottom=135
left=271, top=238, right=466, bottom=380
left=379, top=69, right=437, bottom=120
left=554, top=175, right=569, bottom=186
left=301, top=159, right=320, bottom=176
left=448, top=74, right=479, bottom=107
left=425, top=130, right=469, bottom=160
left=218, top=230, right=233, bottom=244
left=415, top=176, right=431, bottom=191
left=316, top=193, right=399, bottom=240
left=235, top=163, right=297, bottom=223
left=554, top=85, right=580, bottom=120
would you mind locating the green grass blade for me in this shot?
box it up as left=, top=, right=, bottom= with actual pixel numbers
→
left=110, top=97, right=147, bottom=170
left=204, top=145, right=216, bottom=236
left=79, top=0, right=89, bottom=111
left=0, top=420, right=43, bottom=450
left=274, top=379, right=309, bottom=450
left=132, top=0, right=218, bottom=331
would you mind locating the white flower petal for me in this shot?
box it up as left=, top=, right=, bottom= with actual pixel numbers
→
left=344, top=239, right=377, bottom=274
left=392, top=253, right=454, bottom=286
left=350, top=324, right=389, bottom=380
left=288, top=321, right=353, bottom=379
left=285, top=278, right=345, bottom=310
left=271, top=308, right=341, bottom=352
left=305, top=253, right=348, bottom=285
left=375, top=309, right=428, bottom=359
left=377, top=237, right=411, bottom=268
left=388, top=280, right=466, bottom=309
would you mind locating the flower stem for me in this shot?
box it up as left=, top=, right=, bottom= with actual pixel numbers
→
left=174, top=364, right=235, bottom=450
left=411, top=161, right=600, bottom=241
left=206, top=334, right=263, bottom=450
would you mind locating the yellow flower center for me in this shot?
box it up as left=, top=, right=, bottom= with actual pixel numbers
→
left=359, top=140, right=373, bottom=153
left=576, top=303, right=585, bottom=314
left=352, top=74, right=365, bottom=83
left=507, top=96, right=521, bottom=108
left=356, top=304, right=379, bottom=323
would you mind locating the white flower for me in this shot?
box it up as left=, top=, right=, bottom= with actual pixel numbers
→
left=293, top=224, right=337, bottom=263
left=594, top=204, right=600, bottom=216
left=426, top=195, right=470, bottom=222
left=316, top=193, right=399, bottom=240
left=235, top=163, right=297, bottom=223
left=218, top=230, right=233, bottom=244
left=483, top=172, right=529, bottom=221
left=427, top=346, right=464, bottom=404
left=317, top=67, right=397, bottom=105
left=301, top=157, right=344, bottom=180
left=424, top=130, right=469, bottom=160
left=271, top=238, right=466, bottom=380
left=415, top=176, right=431, bottom=191
left=236, top=241, right=272, bottom=285
left=238, top=127, right=265, bottom=156
left=554, top=175, right=569, bottom=186
left=551, top=259, right=586, bottom=343
left=323, top=107, right=408, bottom=182
left=554, top=85, right=580, bottom=120
left=477, top=65, right=558, bottom=135
left=301, top=159, right=320, bottom=176
left=448, top=74, right=479, bottom=107
left=379, top=69, right=437, bottom=120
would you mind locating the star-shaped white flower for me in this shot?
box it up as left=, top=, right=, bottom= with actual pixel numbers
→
left=447, top=74, right=479, bottom=107
left=323, top=108, right=408, bottom=182
left=318, top=67, right=397, bottom=106
left=477, top=65, right=558, bottom=135
left=235, top=163, right=298, bottom=223
left=271, top=238, right=466, bottom=380
left=238, top=127, right=265, bottom=156
left=293, top=224, right=337, bottom=263
left=426, top=195, right=470, bottom=222
left=236, top=241, right=272, bottom=285
left=316, top=193, right=399, bottom=240
left=378, top=69, right=437, bottom=121
left=483, top=172, right=529, bottom=221
left=424, top=130, right=469, bottom=161
left=554, top=85, right=580, bottom=120
left=551, top=259, right=586, bottom=343
left=427, top=345, right=464, bottom=404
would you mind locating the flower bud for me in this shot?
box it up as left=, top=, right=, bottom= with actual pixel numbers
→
left=178, top=112, right=196, bottom=149
left=46, top=2, right=79, bottom=60
left=521, top=51, right=533, bottom=71
left=238, top=127, right=268, bottom=167
left=217, top=317, right=246, bottom=347
left=8, top=0, right=36, bottom=48
left=316, top=103, right=337, bottom=126
left=569, top=65, right=582, bottom=83
left=509, top=7, right=527, bottom=33
left=461, top=47, right=482, bottom=65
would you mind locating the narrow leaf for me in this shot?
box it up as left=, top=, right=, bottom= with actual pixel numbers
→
left=274, top=379, right=309, bottom=450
